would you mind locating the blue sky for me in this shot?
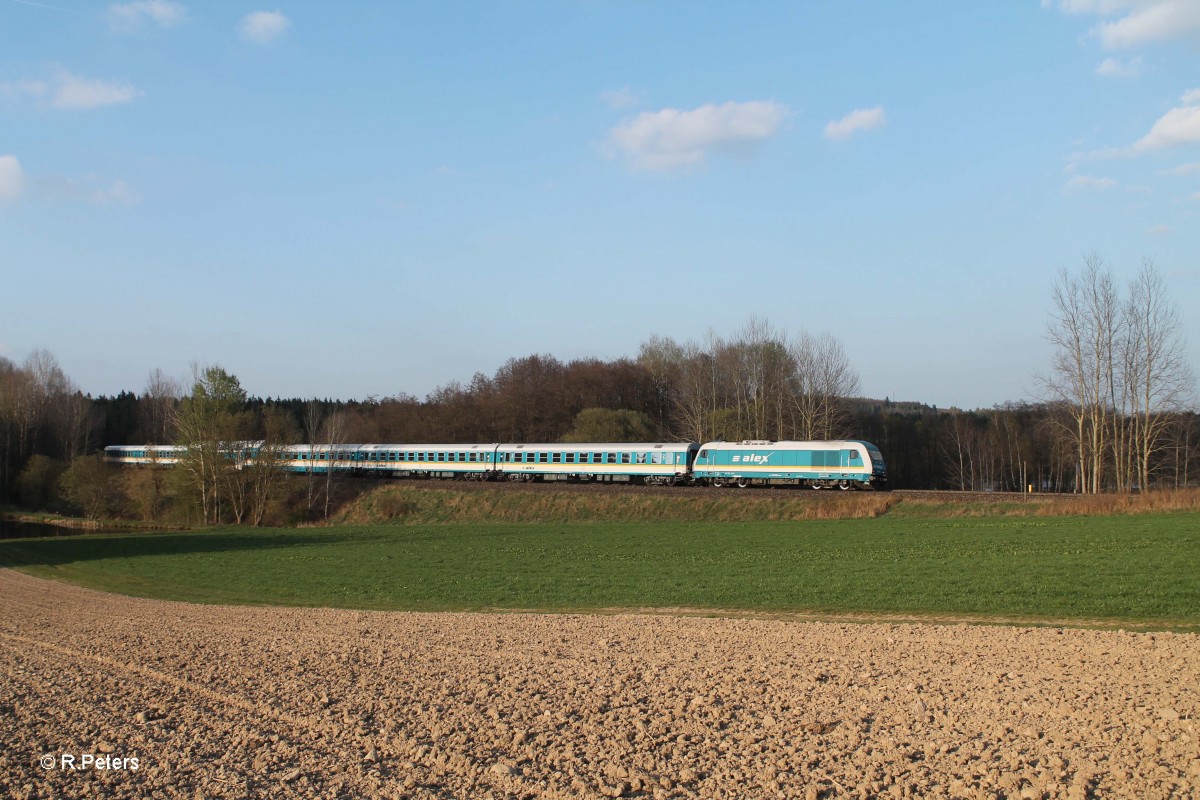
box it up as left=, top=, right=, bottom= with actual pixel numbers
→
left=2, top=1, right=1198, bottom=409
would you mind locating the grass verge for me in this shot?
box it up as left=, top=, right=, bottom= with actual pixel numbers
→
left=2, top=513, right=1197, bottom=628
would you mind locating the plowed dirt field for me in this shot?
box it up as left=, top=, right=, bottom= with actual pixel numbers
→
left=1, top=569, right=1197, bottom=799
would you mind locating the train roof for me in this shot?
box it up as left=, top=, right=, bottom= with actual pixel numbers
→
left=351, top=443, right=500, bottom=451
left=698, top=440, right=879, bottom=450
left=498, top=442, right=697, bottom=452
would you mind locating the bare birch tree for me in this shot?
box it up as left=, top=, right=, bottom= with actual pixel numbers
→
left=790, top=332, right=861, bottom=440
left=1041, top=258, right=1119, bottom=493
left=321, top=409, right=348, bottom=519
left=1125, top=260, right=1194, bottom=490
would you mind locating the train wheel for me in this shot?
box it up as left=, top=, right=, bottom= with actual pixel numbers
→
left=712, top=477, right=726, bottom=488
left=735, top=479, right=750, bottom=489
left=838, top=480, right=852, bottom=490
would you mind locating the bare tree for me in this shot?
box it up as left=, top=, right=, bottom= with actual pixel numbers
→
left=140, top=368, right=182, bottom=444
left=1125, top=260, right=1195, bottom=490
left=321, top=409, right=348, bottom=519
left=302, top=400, right=325, bottom=513
left=791, top=332, right=861, bottom=440
left=1041, top=258, right=1120, bottom=493
left=248, top=405, right=299, bottom=526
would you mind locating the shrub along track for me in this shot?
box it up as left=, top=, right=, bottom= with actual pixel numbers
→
left=2, top=569, right=1198, bottom=799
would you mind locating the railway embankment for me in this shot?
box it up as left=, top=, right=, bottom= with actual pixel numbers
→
left=331, top=481, right=1200, bottom=525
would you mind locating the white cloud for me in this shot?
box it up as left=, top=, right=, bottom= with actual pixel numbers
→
left=824, top=107, right=886, bottom=141
left=239, top=10, right=291, bottom=45
left=1159, top=161, right=1200, bottom=175
left=51, top=69, right=142, bottom=109
left=1133, top=100, right=1200, bottom=152
left=1095, top=1, right=1200, bottom=48
left=1, top=69, right=140, bottom=110
left=34, top=173, right=137, bottom=205
left=600, top=87, right=638, bottom=110
left=606, top=100, right=788, bottom=172
left=91, top=179, right=136, bottom=204
left=0, top=155, right=23, bottom=204
left=1050, top=0, right=1200, bottom=48
left=1065, top=174, right=1118, bottom=190
left=1183, top=88, right=1200, bottom=104
left=1095, top=55, right=1142, bottom=76
left=1148, top=223, right=1171, bottom=235
left=107, top=0, right=186, bottom=32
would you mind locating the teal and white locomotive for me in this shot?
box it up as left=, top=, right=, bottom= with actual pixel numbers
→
left=692, top=440, right=887, bottom=490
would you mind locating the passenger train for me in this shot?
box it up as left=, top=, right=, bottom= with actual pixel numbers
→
left=104, top=439, right=888, bottom=490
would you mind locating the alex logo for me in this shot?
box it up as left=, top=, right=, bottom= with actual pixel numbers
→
left=731, top=454, right=770, bottom=464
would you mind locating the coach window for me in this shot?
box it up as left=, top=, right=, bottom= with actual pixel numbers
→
left=636, top=453, right=647, bottom=464
left=552, top=452, right=562, bottom=463
left=619, top=453, right=630, bottom=464
left=538, top=452, right=548, bottom=463
left=565, top=453, right=575, bottom=464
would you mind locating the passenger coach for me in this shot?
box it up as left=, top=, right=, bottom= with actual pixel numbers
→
left=496, top=442, right=698, bottom=484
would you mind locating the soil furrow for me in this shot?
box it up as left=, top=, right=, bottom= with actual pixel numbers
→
left=2, top=568, right=1198, bottom=799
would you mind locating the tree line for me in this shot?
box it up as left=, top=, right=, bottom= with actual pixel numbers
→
left=1, top=259, right=1194, bottom=524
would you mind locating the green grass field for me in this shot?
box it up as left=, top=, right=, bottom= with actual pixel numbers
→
left=3, top=512, right=1198, bottom=627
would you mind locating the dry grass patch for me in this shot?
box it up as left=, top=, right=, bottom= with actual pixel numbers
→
left=335, top=485, right=899, bottom=525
